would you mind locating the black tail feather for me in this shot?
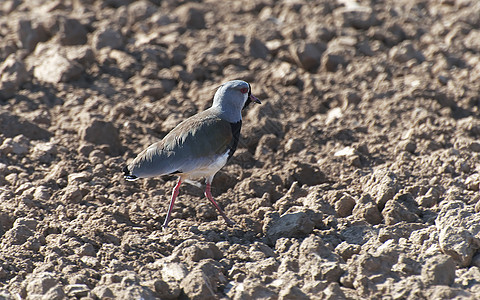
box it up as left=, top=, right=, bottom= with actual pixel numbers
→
left=123, top=165, right=138, bottom=181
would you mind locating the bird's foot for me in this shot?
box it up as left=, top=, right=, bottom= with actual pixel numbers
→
left=224, top=218, right=236, bottom=227
left=161, top=220, right=170, bottom=230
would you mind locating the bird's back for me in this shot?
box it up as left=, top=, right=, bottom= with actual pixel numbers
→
left=126, top=108, right=235, bottom=179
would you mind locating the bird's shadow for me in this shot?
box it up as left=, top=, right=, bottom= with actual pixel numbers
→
left=183, top=221, right=266, bottom=247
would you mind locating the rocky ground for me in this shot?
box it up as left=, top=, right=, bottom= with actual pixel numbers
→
left=1, top=0, right=480, bottom=299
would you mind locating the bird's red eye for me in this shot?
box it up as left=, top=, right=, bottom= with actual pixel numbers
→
left=240, top=88, right=248, bottom=94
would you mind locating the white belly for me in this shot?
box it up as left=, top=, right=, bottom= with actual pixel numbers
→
left=183, top=152, right=229, bottom=180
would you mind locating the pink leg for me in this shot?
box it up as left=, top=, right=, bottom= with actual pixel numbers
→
left=205, top=182, right=235, bottom=226
left=162, top=178, right=182, bottom=228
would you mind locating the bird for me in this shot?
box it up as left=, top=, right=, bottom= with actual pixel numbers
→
left=123, top=80, right=261, bottom=228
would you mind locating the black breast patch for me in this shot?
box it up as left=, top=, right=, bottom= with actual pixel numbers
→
left=228, top=121, right=242, bottom=160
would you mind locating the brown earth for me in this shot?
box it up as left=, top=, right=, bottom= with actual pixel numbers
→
left=1, top=0, right=480, bottom=299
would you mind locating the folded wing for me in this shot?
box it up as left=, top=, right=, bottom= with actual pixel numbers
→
left=127, top=110, right=233, bottom=178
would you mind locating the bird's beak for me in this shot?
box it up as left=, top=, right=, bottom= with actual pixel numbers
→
left=250, top=94, right=261, bottom=104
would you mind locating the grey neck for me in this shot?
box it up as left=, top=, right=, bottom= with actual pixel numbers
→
left=210, top=105, right=242, bottom=123
left=211, top=88, right=246, bottom=123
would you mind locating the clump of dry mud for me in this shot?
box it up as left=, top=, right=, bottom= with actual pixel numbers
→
left=1, top=0, right=480, bottom=299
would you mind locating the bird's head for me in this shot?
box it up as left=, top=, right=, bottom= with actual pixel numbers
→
left=212, top=80, right=261, bottom=122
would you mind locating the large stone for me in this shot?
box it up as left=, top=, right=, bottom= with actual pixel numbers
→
left=299, top=235, right=343, bottom=282
left=33, top=186, right=51, bottom=201
left=421, top=255, right=456, bottom=286
left=109, top=50, right=138, bottom=72
left=352, top=194, right=382, bottom=225
left=246, top=36, right=269, bottom=60
left=160, top=262, right=188, bottom=283
left=174, top=4, right=205, bottom=29
left=61, top=185, right=86, bottom=204
left=382, top=193, right=421, bottom=225
left=436, top=200, right=479, bottom=228
left=335, top=241, right=361, bottom=261
left=79, top=119, right=122, bottom=154
left=2, top=223, right=34, bottom=245
left=273, top=181, right=308, bottom=214
left=289, top=41, right=326, bottom=72
left=24, top=272, right=62, bottom=298
left=322, top=52, right=347, bottom=72
left=389, top=276, right=424, bottom=299
left=289, top=161, right=326, bottom=186
left=65, top=45, right=95, bottom=67
left=92, top=286, right=114, bottom=299
left=245, top=257, right=279, bottom=277
left=0, top=136, right=29, bottom=155
left=265, top=210, right=315, bottom=244
left=335, top=193, right=356, bottom=217
left=180, top=260, right=224, bottom=300
left=65, top=284, right=90, bottom=298
left=465, top=173, right=480, bottom=191
left=30, top=142, right=58, bottom=163
left=438, top=226, right=479, bottom=267
left=16, top=19, right=49, bottom=52
left=333, top=6, right=377, bottom=30
left=464, top=30, right=480, bottom=53
left=180, top=241, right=223, bottom=262
left=13, top=218, right=38, bottom=231
left=117, top=286, right=155, bottom=300
left=321, top=283, right=347, bottom=300
left=389, top=41, right=425, bottom=63
left=227, top=278, right=277, bottom=299
left=378, top=222, right=427, bottom=243
left=127, top=0, right=157, bottom=23
left=426, top=286, right=472, bottom=299
left=33, top=52, right=83, bottom=83
left=416, top=186, right=441, bottom=208
left=436, top=201, right=480, bottom=257
left=279, top=285, right=309, bottom=300
left=284, top=138, right=305, bottom=154
left=0, top=54, right=30, bottom=99
left=131, top=76, right=165, bottom=98
left=363, top=168, right=399, bottom=209
left=92, top=28, right=124, bottom=50
left=58, top=17, right=87, bottom=45
left=340, top=240, right=401, bottom=294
